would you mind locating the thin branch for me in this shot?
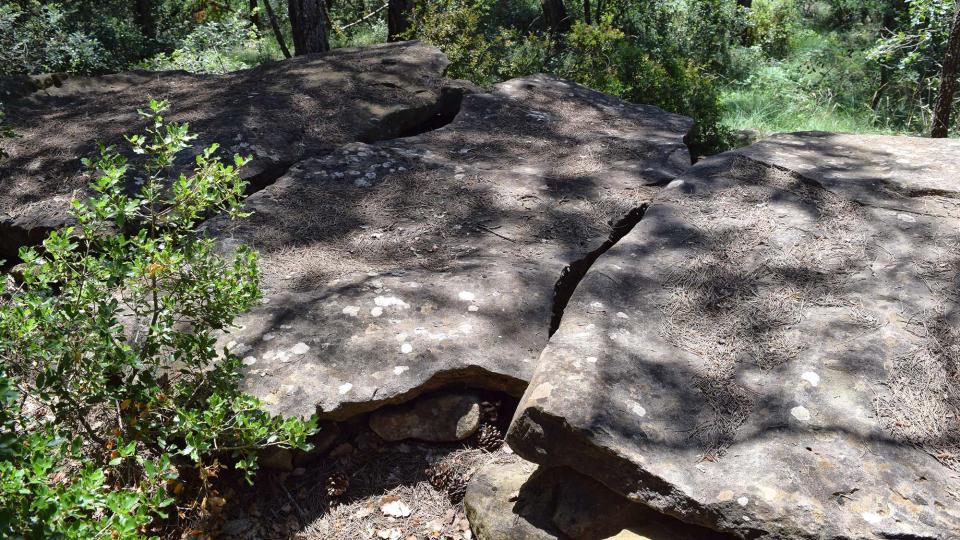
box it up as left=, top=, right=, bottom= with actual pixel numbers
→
left=337, top=3, right=388, bottom=32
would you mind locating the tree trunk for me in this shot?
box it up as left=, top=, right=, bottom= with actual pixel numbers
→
left=134, top=0, right=155, bottom=40
left=250, top=0, right=264, bottom=31
left=288, top=0, right=331, bottom=55
left=584, top=0, right=591, bottom=25
left=932, top=2, right=960, bottom=138
left=263, top=0, right=293, bottom=58
left=872, top=1, right=904, bottom=111
left=540, top=0, right=570, bottom=34
left=388, top=0, right=414, bottom=42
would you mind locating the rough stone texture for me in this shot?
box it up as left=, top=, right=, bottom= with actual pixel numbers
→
left=464, top=456, right=725, bottom=540
left=208, top=74, right=693, bottom=420
left=0, top=41, right=462, bottom=260
left=508, top=132, right=960, bottom=539
left=369, top=391, right=481, bottom=442
left=465, top=458, right=562, bottom=540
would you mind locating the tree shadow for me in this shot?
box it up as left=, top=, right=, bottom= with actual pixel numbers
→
left=511, top=134, right=960, bottom=535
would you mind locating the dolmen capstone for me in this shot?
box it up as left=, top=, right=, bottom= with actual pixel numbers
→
left=508, top=132, right=960, bottom=538
left=0, top=41, right=461, bottom=260
left=207, top=74, right=693, bottom=420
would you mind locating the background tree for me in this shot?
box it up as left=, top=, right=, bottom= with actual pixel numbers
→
left=932, top=0, right=960, bottom=137
left=540, top=0, right=570, bottom=34
left=388, top=0, right=414, bottom=41
left=288, top=0, right=331, bottom=54
left=263, top=0, right=293, bottom=57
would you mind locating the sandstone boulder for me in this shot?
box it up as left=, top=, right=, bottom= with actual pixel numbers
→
left=208, top=74, right=693, bottom=420
left=369, top=391, right=481, bottom=442
left=508, top=132, right=960, bottom=538
left=465, top=456, right=724, bottom=540
left=0, top=41, right=462, bottom=260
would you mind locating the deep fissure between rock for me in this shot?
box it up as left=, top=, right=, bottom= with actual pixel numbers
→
left=549, top=203, right=649, bottom=336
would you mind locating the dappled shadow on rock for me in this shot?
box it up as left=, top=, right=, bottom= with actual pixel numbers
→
left=509, top=133, right=960, bottom=539
left=0, top=41, right=460, bottom=260
left=204, top=74, right=693, bottom=421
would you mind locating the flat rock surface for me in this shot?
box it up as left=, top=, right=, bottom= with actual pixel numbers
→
left=0, top=41, right=455, bottom=259
left=208, top=74, right=693, bottom=419
left=509, top=133, right=960, bottom=539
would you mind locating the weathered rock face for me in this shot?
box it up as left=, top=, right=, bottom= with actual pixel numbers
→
left=508, top=132, right=960, bottom=538
left=464, top=456, right=724, bottom=540
left=0, top=41, right=461, bottom=260
left=208, top=74, right=693, bottom=420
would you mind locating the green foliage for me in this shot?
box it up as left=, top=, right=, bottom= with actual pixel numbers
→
left=412, top=2, right=730, bottom=152
left=0, top=2, right=118, bottom=75
left=140, top=12, right=277, bottom=73
left=0, top=100, right=317, bottom=538
left=871, top=0, right=959, bottom=134
left=745, top=0, right=802, bottom=58
left=723, top=28, right=885, bottom=135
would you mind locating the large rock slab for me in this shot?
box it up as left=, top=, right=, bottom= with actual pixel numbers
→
left=207, top=74, right=693, bottom=419
left=508, top=132, right=960, bottom=539
left=0, top=41, right=461, bottom=260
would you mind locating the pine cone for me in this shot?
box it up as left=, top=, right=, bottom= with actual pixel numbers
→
left=325, top=472, right=349, bottom=498
left=446, top=472, right=468, bottom=503
left=425, top=462, right=452, bottom=491
left=476, top=423, right=503, bottom=451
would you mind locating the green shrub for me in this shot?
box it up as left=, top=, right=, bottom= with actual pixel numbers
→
left=745, top=0, right=801, bottom=58
left=0, top=0, right=154, bottom=75
left=412, top=6, right=729, bottom=152
left=140, top=13, right=277, bottom=74
left=0, top=100, right=316, bottom=538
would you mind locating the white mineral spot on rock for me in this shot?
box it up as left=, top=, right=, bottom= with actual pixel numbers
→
left=371, top=306, right=384, bottom=317
left=586, top=356, right=598, bottom=363
left=401, top=343, right=413, bottom=354
left=591, top=301, right=604, bottom=309
left=458, top=291, right=476, bottom=301
left=616, top=312, right=629, bottom=319
left=801, top=371, right=820, bottom=387
left=790, top=406, right=811, bottom=421
left=393, top=366, right=409, bottom=375
left=861, top=512, right=883, bottom=525
left=743, top=516, right=751, bottom=522
left=374, top=296, right=410, bottom=309
left=737, top=497, right=749, bottom=506
left=468, top=305, right=479, bottom=312
left=291, top=342, right=310, bottom=355
left=896, top=213, right=917, bottom=223
left=630, top=402, right=647, bottom=417
left=342, top=306, right=360, bottom=317
left=263, top=332, right=276, bottom=341
left=242, top=356, right=257, bottom=366
left=338, top=382, right=353, bottom=394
